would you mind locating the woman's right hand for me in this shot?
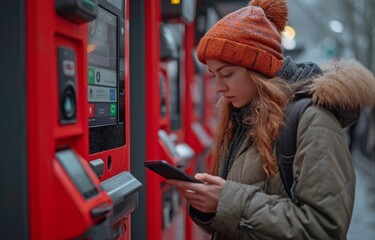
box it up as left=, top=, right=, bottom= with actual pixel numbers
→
left=167, top=173, right=226, bottom=213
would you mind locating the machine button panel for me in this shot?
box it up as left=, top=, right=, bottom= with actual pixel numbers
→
left=57, top=46, right=78, bottom=124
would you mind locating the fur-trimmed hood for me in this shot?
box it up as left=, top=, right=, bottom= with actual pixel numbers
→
left=310, top=59, right=375, bottom=110
left=278, top=57, right=375, bottom=128
left=308, top=59, right=375, bottom=127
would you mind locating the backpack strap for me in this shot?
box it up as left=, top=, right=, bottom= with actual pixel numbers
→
left=276, top=98, right=312, bottom=199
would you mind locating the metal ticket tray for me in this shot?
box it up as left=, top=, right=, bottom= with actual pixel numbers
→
left=101, top=171, right=143, bottom=224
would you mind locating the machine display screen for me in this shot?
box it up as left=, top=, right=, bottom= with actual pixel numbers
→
left=88, top=7, right=118, bottom=127
left=56, top=150, right=98, bottom=200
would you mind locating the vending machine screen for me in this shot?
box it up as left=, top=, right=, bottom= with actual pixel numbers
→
left=87, top=3, right=125, bottom=154
left=88, top=7, right=117, bottom=127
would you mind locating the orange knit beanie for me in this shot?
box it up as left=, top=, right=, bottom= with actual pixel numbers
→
left=197, top=0, right=288, bottom=78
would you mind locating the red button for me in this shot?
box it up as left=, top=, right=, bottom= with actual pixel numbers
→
left=88, top=103, right=95, bottom=118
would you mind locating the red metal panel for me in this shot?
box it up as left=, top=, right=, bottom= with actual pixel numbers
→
left=145, top=0, right=164, bottom=239
left=26, top=0, right=132, bottom=239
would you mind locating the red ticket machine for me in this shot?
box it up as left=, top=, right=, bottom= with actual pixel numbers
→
left=144, top=0, right=197, bottom=239
left=0, top=0, right=141, bottom=239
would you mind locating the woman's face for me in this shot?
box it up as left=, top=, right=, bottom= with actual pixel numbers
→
left=207, top=59, right=256, bottom=108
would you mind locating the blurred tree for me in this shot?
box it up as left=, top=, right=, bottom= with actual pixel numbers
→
left=341, top=0, right=375, bottom=160
left=342, top=0, right=375, bottom=71
left=291, top=0, right=374, bottom=70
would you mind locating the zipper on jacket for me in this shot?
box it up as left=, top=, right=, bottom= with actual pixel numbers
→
left=290, top=169, right=301, bottom=206
left=264, top=177, right=270, bottom=194
left=238, top=221, right=253, bottom=239
left=239, top=222, right=253, bottom=230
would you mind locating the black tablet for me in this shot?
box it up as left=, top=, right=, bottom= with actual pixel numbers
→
left=145, top=160, right=202, bottom=183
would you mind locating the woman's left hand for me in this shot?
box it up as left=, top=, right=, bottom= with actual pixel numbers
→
left=167, top=173, right=226, bottom=213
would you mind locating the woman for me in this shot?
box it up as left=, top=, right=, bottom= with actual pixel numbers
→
left=167, top=0, right=375, bottom=239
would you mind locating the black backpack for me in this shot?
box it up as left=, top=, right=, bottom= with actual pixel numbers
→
left=276, top=98, right=312, bottom=204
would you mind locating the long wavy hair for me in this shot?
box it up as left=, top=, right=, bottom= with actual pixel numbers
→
left=209, top=71, right=293, bottom=177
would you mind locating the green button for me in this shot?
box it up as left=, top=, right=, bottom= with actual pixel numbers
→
left=110, top=104, right=117, bottom=117
left=82, top=0, right=96, bottom=11
left=88, top=67, right=95, bottom=84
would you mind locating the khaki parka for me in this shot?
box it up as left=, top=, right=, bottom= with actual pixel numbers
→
left=189, top=59, right=375, bottom=240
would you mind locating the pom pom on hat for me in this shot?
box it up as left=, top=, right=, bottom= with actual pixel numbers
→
left=250, top=0, right=288, bottom=32
left=197, top=0, right=288, bottom=77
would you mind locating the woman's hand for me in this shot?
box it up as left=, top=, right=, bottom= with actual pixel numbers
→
left=167, top=173, right=226, bottom=213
